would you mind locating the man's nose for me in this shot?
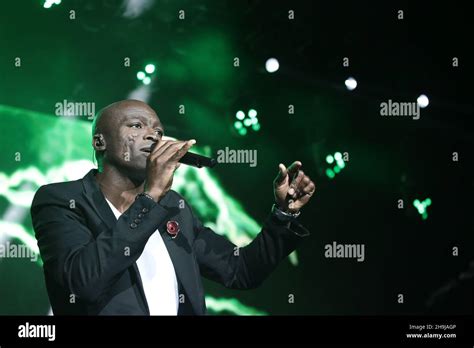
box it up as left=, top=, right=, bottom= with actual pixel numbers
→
left=144, top=129, right=159, bottom=142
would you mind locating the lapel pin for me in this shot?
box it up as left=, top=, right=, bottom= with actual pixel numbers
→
left=166, top=220, right=180, bottom=239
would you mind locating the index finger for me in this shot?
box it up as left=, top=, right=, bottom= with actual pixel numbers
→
left=172, top=139, right=196, bottom=161
left=150, top=139, right=183, bottom=159
left=287, top=161, right=302, bottom=179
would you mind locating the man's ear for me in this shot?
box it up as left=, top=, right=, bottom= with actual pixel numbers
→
left=92, top=134, right=106, bottom=151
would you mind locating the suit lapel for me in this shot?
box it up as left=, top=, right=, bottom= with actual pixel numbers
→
left=81, top=169, right=201, bottom=315
left=81, top=169, right=150, bottom=314
left=81, top=169, right=115, bottom=229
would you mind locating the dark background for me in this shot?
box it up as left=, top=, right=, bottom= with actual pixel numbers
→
left=0, top=0, right=472, bottom=315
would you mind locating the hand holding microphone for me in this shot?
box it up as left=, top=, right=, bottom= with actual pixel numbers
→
left=143, top=138, right=217, bottom=202
left=144, top=139, right=196, bottom=202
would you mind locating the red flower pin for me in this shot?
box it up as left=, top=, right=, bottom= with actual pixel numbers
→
left=166, top=220, right=180, bottom=239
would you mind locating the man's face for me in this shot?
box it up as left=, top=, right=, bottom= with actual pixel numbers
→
left=100, top=102, right=164, bottom=174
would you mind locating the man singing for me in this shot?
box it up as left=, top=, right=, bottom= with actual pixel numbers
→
left=31, top=100, right=316, bottom=315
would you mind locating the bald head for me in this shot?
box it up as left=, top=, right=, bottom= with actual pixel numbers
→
left=92, top=99, right=157, bottom=137
left=91, top=100, right=164, bottom=173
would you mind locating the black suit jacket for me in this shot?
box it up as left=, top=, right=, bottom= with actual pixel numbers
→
left=31, top=169, right=309, bottom=315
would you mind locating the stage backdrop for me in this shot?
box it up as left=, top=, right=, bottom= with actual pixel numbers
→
left=1, top=0, right=472, bottom=315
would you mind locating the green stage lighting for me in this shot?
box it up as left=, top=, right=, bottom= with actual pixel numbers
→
left=413, top=198, right=432, bottom=220
left=234, top=121, right=243, bottom=129
left=234, top=109, right=260, bottom=135
left=325, top=151, right=346, bottom=179
left=205, top=296, right=267, bottom=315
left=251, top=123, right=261, bottom=131
left=136, top=63, right=157, bottom=85
left=43, top=0, right=61, bottom=9
left=326, top=168, right=335, bottom=179
left=145, top=64, right=156, bottom=74
left=238, top=127, right=248, bottom=136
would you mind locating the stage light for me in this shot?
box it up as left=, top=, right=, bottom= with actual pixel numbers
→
left=238, top=127, right=248, bottom=136
left=325, top=151, right=346, bottom=179
left=205, top=296, right=267, bottom=315
left=236, top=111, right=245, bottom=120
left=145, top=64, right=156, bottom=74
left=413, top=198, right=432, bottom=220
left=417, top=94, right=429, bottom=108
left=265, top=58, right=279, bottom=73
left=234, top=121, right=243, bottom=130
left=43, top=0, right=61, bottom=9
left=234, top=109, right=260, bottom=135
left=136, top=63, right=157, bottom=85
left=345, top=77, right=357, bottom=91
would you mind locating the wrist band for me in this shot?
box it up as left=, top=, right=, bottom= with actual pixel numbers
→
left=272, top=204, right=301, bottom=221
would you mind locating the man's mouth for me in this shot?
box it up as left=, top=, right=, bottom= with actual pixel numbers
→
left=140, top=143, right=156, bottom=154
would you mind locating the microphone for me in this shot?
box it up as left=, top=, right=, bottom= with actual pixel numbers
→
left=150, top=143, right=217, bottom=168
left=179, top=151, right=217, bottom=168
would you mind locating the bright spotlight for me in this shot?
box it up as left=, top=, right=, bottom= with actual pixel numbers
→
left=234, top=121, right=243, bottom=130
left=44, top=0, right=61, bottom=8
left=145, top=64, right=156, bottom=74
left=236, top=111, right=245, bottom=120
left=345, top=77, right=357, bottom=91
left=417, top=94, right=429, bottom=108
left=265, top=58, right=279, bottom=73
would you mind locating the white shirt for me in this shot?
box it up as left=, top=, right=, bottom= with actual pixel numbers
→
left=105, top=198, right=179, bottom=315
